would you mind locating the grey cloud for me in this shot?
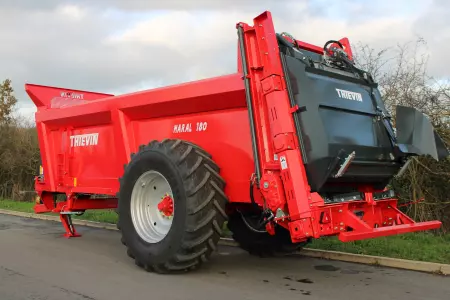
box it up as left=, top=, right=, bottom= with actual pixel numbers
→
left=0, top=0, right=59, bottom=10
left=1, top=0, right=289, bottom=11
left=412, top=0, right=450, bottom=79
left=0, top=0, right=449, bottom=123
left=74, top=0, right=289, bottom=11
left=0, top=4, right=243, bottom=118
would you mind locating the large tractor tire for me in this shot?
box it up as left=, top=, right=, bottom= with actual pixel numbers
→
left=227, top=210, right=309, bottom=257
left=117, top=139, right=228, bottom=274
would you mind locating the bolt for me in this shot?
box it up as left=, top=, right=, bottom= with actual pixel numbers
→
left=383, top=222, right=387, bottom=225
left=263, top=182, right=269, bottom=188
left=340, top=222, right=344, bottom=226
left=340, top=227, right=344, bottom=231
left=339, top=210, right=342, bottom=213
left=334, top=227, right=338, bottom=230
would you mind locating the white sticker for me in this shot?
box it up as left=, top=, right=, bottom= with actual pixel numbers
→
left=173, top=121, right=208, bottom=133
left=274, top=154, right=278, bottom=161
left=280, top=155, right=288, bottom=170
left=173, top=123, right=192, bottom=133
left=196, top=121, right=208, bottom=131
left=70, top=133, right=99, bottom=147
left=336, top=88, right=363, bottom=102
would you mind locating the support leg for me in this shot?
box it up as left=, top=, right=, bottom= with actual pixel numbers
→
left=60, top=214, right=81, bottom=238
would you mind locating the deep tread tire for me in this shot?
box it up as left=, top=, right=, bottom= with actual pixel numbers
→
left=227, top=212, right=308, bottom=257
left=117, top=139, right=228, bottom=274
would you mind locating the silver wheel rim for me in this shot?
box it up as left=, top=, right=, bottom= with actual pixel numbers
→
left=130, top=170, right=174, bottom=243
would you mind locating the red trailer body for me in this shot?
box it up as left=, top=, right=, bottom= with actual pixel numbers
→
left=27, top=74, right=253, bottom=203
left=25, top=11, right=447, bottom=273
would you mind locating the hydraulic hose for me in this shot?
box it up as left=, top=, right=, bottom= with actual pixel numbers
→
left=237, top=24, right=261, bottom=184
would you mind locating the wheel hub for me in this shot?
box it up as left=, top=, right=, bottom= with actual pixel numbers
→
left=130, top=170, right=174, bottom=243
left=158, top=194, right=174, bottom=217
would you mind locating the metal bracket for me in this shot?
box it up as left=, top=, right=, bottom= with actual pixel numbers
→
left=60, top=214, right=81, bottom=238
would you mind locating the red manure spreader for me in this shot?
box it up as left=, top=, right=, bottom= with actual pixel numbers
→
left=25, top=11, right=449, bottom=273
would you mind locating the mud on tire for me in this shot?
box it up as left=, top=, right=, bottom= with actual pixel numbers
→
left=117, top=139, right=228, bottom=273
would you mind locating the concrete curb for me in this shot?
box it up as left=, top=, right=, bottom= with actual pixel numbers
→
left=295, top=248, right=450, bottom=276
left=1, top=209, right=448, bottom=275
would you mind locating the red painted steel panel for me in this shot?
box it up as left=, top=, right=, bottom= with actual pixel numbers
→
left=27, top=73, right=251, bottom=203
left=132, top=108, right=254, bottom=203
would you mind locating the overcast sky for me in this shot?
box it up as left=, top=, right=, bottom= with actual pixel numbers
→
left=0, top=0, right=448, bottom=120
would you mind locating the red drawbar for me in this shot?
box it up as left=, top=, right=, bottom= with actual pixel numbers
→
left=339, top=221, right=442, bottom=242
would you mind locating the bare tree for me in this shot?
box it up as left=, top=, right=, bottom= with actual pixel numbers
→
left=0, top=79, right=40, bottom=201
left=353, top=38, right=450, bottom=233
left=0, top=79, right=18, bottom=125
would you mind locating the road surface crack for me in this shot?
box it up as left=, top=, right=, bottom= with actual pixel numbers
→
left=56, top=286, right=97, bottom=300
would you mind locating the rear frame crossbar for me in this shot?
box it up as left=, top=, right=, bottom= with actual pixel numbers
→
left=283, top=197, right=442, bottom=243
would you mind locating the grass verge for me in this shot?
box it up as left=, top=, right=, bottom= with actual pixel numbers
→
left=0, top=199, right=118, bottom=224
left=305, top=232, right=450, bottom=264
left=1, top=199, right=448, bottom=264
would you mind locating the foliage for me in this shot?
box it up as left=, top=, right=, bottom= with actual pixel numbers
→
left=0, top=199, right=118, bottom=224
left=0, top=79, right=18, bottom=125
left=306, top=233, right=450, bottom=264
left=0, top=80, right=40, bottom=201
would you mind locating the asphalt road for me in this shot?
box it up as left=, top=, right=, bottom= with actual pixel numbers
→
left=0, top=214, right=448, bottom=300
